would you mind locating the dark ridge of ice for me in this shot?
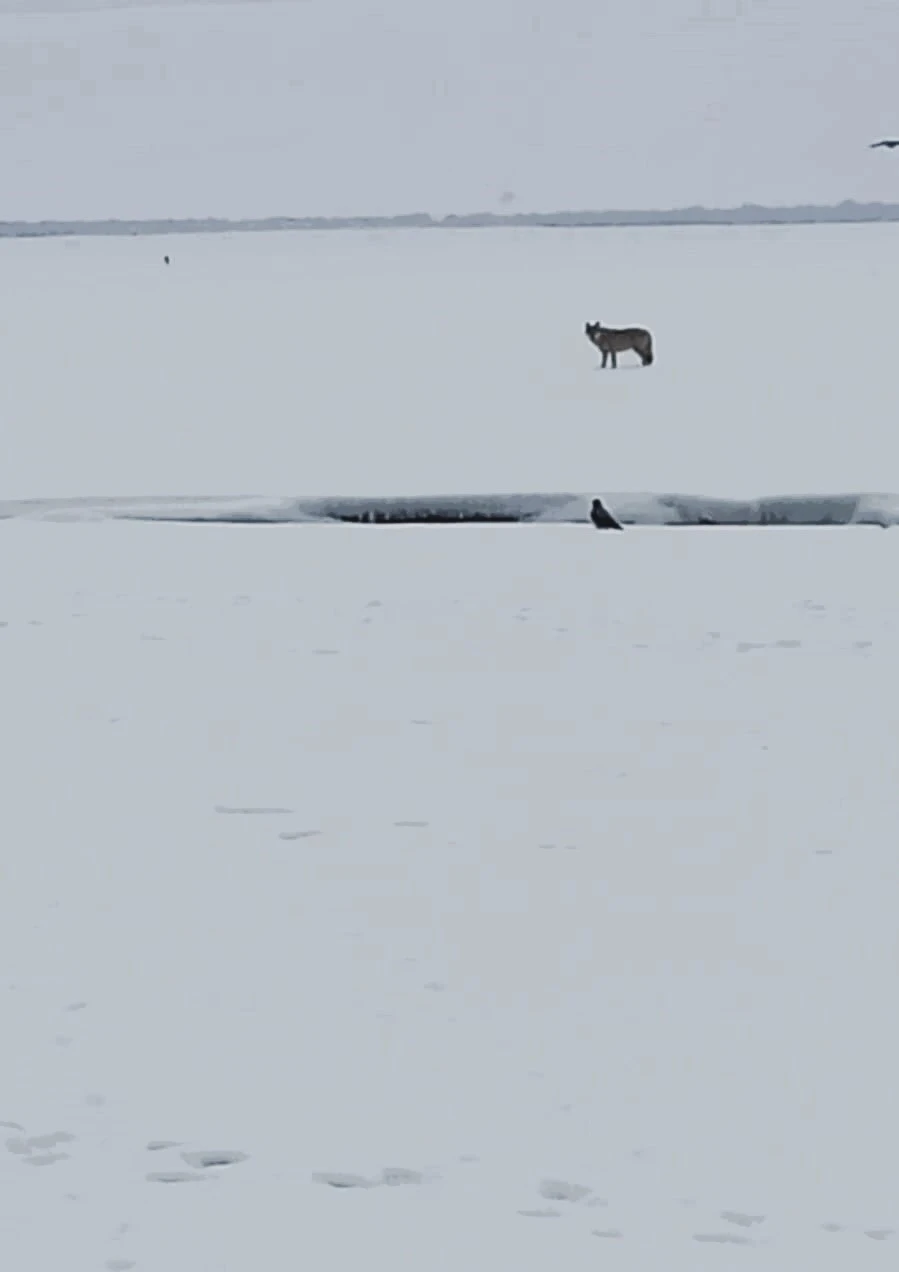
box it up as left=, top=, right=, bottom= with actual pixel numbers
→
left=0, top=492, right=897, bottom=527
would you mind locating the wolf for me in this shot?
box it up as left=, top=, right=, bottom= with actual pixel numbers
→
left=585, top=320, right=654, bottom=368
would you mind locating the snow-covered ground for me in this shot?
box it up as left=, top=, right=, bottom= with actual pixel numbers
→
left=3, top=221, right=899, bottom=1268
left=4, top=222, right=899, bottom=502
left=2, top=518, right=898, bottom=1270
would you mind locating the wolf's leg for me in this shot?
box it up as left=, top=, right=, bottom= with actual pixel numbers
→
left=601, top=350, right=608, bottom=368
left=610, top=349, right=617, bottom=369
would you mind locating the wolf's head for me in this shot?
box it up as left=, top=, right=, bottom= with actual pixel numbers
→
left=585, top=321, right=601, bottom=342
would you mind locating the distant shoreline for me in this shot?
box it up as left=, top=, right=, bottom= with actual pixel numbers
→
left=3, top=200, right=899, bottom=239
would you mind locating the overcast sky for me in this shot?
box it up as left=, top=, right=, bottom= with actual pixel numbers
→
left=1, top=0, right=898, bottom=220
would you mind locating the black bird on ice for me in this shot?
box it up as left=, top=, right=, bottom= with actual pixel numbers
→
left=870, top=139, right=899, bottom=149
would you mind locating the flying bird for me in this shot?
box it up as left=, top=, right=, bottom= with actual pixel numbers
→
left=870, top=139, right=899, bottom=149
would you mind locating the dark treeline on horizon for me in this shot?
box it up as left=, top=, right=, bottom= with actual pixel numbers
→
left=3, top=200, right=899, bottom=239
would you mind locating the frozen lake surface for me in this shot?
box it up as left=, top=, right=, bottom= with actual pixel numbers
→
left=3, top=222, right=899, bottom=502
left=2, top=519, right=898, bottom=1270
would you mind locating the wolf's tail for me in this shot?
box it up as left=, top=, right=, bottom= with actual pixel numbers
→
left=642, top=337, right=654, bottom=366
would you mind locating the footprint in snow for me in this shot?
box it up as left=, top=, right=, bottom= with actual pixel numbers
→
left=721, top=1210, right=766, bottom=1227
left=182, top=1150, right=248, bottom=1170
left=313, top=1172, right=377, bottom=1190
left=539, top=1178, right=591, bottom=1203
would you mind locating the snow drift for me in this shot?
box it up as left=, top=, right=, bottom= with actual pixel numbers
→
left=1, top=492, right=898, bottom=527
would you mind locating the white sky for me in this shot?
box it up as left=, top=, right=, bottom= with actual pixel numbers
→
left=1, top=0, right=898, bottom=220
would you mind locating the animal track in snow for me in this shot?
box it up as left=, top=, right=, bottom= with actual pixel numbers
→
left=6, top=1130, right=75, bottom=1166
left=182, top=1150, right=248, bottom=1171
left=313, top=1166, right=429, bottom=1190
left=539, top=1178, right=592, bottom=1203
left=381, top=1167, right=425, bottom=1187
left=721, top=1210, right=765, bottom=1227
left=513, top=1173, right=890, bottom=1246
left=25, top=1153, right=70, bottom=1167
left=313, top=1172, right=377, bottom=1190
